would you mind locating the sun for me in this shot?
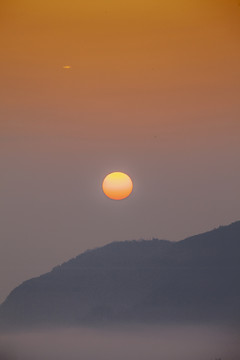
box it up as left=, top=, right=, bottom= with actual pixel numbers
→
left=102, top=172, right=133, bottom=200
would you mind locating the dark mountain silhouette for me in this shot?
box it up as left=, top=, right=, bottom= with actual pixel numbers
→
left=0, top=221, right=240, bottom=330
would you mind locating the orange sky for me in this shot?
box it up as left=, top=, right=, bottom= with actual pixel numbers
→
left=1, top=0, right=240, bottom=143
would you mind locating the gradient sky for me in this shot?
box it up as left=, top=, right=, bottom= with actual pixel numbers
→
left=0, top=0, right=240, bottom=302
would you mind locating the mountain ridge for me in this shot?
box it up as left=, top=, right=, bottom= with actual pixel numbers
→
left=0, top=220, right=240, bottom=330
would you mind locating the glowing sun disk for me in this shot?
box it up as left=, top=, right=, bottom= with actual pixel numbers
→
left=102, top=172, right=133, bottom=200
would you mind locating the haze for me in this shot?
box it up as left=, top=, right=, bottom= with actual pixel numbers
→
left=1, top=325, right=240, bottom=360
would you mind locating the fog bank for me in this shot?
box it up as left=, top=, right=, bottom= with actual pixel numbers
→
left=1, top=325, right=239, bottom=360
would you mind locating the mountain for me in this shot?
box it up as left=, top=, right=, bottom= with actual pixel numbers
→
left=0, top=221, right=240, bottom=330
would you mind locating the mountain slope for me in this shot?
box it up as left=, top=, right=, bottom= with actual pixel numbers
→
left=0, top=221, right=240, bottom=329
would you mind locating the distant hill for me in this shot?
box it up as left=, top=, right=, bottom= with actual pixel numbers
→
left=0, top=221, right=240, bottom=330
